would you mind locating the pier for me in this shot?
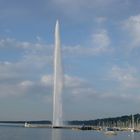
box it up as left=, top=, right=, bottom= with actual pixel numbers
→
left=24, top=123, right=140, bottom=132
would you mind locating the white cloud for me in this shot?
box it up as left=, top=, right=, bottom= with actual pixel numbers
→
left=110, top=65, right=140, bottom=88
left=63, top=29, right=112, bottom=56
left=51, top=0, right=133, bottom=21
left=19, top=80, right=34, bottom=87
left=0, top=38, right=53, bottom=98
left=0, top=38, right=15, bottom=48
left=91, top=29, right=111, bottom=53
left=0, top=37, right=53, bottom=70
left=0, top=84, right=20, bottom=98
left=0, top=37, right=52, bottom=50
left=0, top=38, right=94, bottom=100
left=0, top=61, right=20, bottom=81
left=123, top=14, right=140, bottom=49
left=71, top=87, right=96, bottom=98
left=51, top=0, right=114, bottom=13
left=64, top=74, right=86, bottom=88
left=0, top=80, right=34, bottom=98
left=99, top=91, right=140, bottom=102
left=41, top=74, right=86, bottom=88
left=40, top=74, right=97, bottom=102
left=36, top=36, right=42, bottom=42
left=95, top=17, right=107, bottom=24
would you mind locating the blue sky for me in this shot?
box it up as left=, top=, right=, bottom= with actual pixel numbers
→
left=0, top=0, right=140, bottom=121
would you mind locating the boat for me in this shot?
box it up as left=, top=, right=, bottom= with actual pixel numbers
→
left=104, top=127, right=117, bottom=135
left=131, top=115, right=134, bottom=133
left=24, top=122, right=31, bottom=128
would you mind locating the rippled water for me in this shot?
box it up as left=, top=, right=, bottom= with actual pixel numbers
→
left=0, top=124, right=139, bottom=140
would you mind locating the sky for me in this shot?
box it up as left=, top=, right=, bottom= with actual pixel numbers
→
left=0, top=0, right=140, bottom=121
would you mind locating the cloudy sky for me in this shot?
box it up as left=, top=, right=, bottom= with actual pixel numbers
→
left=0, top=0, right=140, bottom=121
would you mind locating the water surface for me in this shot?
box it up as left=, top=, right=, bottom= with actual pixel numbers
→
left=0, top=124, right=139, bottom=140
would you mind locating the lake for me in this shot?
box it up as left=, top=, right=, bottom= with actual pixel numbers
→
left=0, top=124, right=139, bottom=140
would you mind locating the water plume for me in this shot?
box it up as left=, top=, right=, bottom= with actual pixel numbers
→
left=53, top=20, right=63, bottom=127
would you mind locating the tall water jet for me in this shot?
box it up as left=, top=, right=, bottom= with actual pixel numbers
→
left=53, top=20, right=63, bottom=127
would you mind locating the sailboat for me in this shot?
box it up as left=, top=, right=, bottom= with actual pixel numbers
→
left=131, top=115, right=134, bottom=132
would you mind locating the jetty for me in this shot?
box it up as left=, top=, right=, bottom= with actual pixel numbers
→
left=23, top=123, right=140, bottom=132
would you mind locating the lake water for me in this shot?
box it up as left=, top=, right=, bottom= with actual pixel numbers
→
left=0, top=124, right=139, bottom=140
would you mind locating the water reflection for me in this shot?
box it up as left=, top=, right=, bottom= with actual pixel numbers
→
left=52, top=129, right=61, bottom=140
left=131, top=133, right=135, bottom=140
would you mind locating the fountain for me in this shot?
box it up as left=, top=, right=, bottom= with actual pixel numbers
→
left=52, top=20, right=63, bottom=127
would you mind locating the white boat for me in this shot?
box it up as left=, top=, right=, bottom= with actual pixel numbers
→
left=131, top=115, right=134, bottom=133
left=104, top=127, right=117, bottom=135
left=24, top=122, right=31, bottom=128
